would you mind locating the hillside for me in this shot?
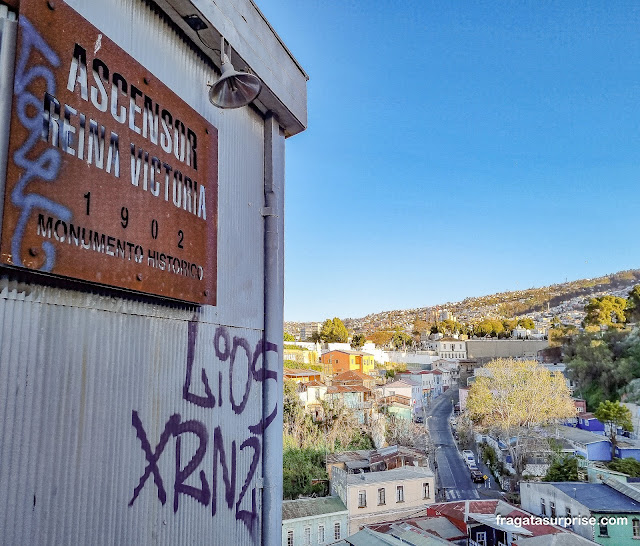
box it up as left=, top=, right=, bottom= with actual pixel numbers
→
left=285, top=269, right=640, bottom=337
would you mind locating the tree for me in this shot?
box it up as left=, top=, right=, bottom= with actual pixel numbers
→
left=350, top=333, right=366, bottom=350
left=594, top=400, right=633, bottom=458
left=473, top=319, right=505, bottom=338
left=466, top=359, right=575, bottom=479
left=517, top=317, right=535, bottom=330
left=502, top=319, right=518, bottom=336
left=391, top=329, right=412, bottom=350
left=319, top=317, right=349, bottom=343
left=284, top=332, right=295, bottom=342
left=584, top=296, right=627, bottom=328
left=369, top=330, right=393, bottom=347
left=627, top=285, right=640, bottom=324
left=608, top=457, right=640, bottom=477
left=283, top=448, right=328, bottom=499
left=412, top=319, right=430, bottom=337
left=566, top=330, right=640, bottom=408
left=543, top=455, right=578, bottom=482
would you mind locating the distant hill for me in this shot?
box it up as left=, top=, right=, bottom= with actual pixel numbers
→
left=284, top=269, right=640, bottom=337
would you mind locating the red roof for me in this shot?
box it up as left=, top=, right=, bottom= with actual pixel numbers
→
left=333, top=370, right=375, bottom=381
left=326, top=385, right=371, bottom=394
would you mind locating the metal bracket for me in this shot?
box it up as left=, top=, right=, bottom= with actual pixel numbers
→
left=261, top=207, right=276, bottom=217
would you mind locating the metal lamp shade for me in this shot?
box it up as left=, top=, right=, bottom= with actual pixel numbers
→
left=208, top=61, right=262, bottom=109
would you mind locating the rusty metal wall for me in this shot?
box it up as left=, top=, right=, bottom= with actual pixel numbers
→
left=0, top=0, right=287, bottom=544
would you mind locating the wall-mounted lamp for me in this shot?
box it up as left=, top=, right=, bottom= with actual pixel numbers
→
left=208, top=38, right=261, bottom=109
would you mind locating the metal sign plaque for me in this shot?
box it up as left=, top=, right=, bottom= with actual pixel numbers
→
left=1, top=0, right=218, bottom=305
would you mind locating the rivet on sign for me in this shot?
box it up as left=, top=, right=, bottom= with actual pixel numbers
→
left=205, top=128, right=209, bottom=135
left=47, top=0, right=55, bottom=9
left=144, top=77, right=149, bottom=85
left=136, top=273, right=143, bottom=281
left=204, top=290, right=209, bottom=297
left=29, top=247, right=39, bottom=256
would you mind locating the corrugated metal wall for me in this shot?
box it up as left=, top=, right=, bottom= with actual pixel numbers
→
left=0, top=0, right=278, bottom=543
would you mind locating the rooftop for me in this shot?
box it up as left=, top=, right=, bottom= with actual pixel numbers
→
left=323, top=349, right=374, bottom=356
left=325, top=450, right=372, bottom=465
left=380, top=380, right=420, bottom=389
left=282, top=496, right=347, bottom=521
left=326, top=385, right=371, bottom=394
left=346, top=466, right=434, bottom=486
left=333, top=370, right=376, bottom=382
left=549, top=482, right=640, bottom=513
left=333, top=527, right=449, bottom=545
left=513, top=533, right=600, bottom=546
left=551, top=426, right=610, bottom=445
left=370, top=517, right=466, bottom=541
left=283, top=368, right=321, bottom=377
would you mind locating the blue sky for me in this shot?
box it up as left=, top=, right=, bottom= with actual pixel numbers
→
left=257, top=1, right=640, bottom=322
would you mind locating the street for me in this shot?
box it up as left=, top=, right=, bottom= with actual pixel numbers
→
left=424, top=388, right=499, bottom=501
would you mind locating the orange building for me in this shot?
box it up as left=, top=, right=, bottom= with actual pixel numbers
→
left=321, top=350, right=375, bottom=376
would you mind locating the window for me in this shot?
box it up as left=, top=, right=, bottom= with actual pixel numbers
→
left=476, top=531, right=487, bottom=546
left=318, top=524, right=325, bottom=544
left=378, top=488, right=386, bottom=505
left=550, top=501, right=556, bottom=518
left=633, top=518, right=640, bottom=538
left=541, top=499, right=546, bottom=516
left=334, top=522, right=341, bottom=540
left=304, top=527, right=311, bottom=545
left=423, top=482, right=430, bottom=499
left=599, top=518, right=608, bottom=537
left=565, top=507, right=572, bottom=529
left=287, top=529, right=294, bottom=546
left=358, top=490, right=366, bottom=508
left=396, top=485, right=404, bottom=502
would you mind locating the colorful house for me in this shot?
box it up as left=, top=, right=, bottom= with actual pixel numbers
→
left=520, top=478, right=640, bottom=545
left=616, top=439, right=640, bottom=462
left=321, top=350, right=375, bottom=376
left=555, top=426, right=612, bottom=461
left=576, top=412, right=605, bottom=434
left=283, top=368, right=322, bottom=383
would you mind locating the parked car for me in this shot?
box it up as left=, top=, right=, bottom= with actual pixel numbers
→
left=467, top=462, right=478, bottom=471
left=414, top=415, right=424, bottom=423
left=470, top=469, right=485, bottom=483
left=462, top=450, right=475, bottom=466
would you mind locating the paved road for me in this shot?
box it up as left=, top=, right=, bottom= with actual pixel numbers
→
left=425, top=388, right=493, bottom=501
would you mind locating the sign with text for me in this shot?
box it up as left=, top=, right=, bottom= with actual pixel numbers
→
left=1, top=0, right=218, bottom=305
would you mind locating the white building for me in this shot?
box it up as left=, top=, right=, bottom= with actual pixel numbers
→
left=330, top=466, right=435, bottom=534
left=300, top=322, right=322, bottom=341
left=426, top=338, right=467, bottom=360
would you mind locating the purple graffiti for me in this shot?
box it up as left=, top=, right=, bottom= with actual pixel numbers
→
left=11, top=17, right=71, bottom=270
left=131, top=320, right=280, bottom=540
left=236, top=436, right=260, bottom=531
left=183, top=319, right=215, bottom=407
left=174, top=419, right=211, bottom=512
left=229, top=336, right=252, bottom=415
left=129, top=411, right=178, bottom=506
left=211, top=425, right=236, bottom=517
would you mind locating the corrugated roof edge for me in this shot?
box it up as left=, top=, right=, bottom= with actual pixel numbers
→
left=248, top=0, right=309, bottom=81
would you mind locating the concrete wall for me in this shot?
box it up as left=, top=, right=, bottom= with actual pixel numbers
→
left=466, top=339, right=549, bottom=359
